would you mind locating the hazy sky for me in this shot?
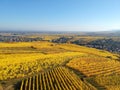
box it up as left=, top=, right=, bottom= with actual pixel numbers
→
left=0, top=0, right=120, bottom=31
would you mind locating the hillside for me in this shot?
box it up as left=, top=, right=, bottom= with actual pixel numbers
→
left=0, top=31, right=120, bottom=53
left=0, top=41, right=119, bottom=90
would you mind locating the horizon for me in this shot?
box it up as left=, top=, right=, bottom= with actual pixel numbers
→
left=0, top=29, right=120, bottom=33
left=0, top=0, right=120, bottom=31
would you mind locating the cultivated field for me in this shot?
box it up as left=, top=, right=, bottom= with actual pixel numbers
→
left=20, top=67, right=96, bottom=90
left=0, top=41, right=119, bottom=90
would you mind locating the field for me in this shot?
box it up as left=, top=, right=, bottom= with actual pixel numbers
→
left=20, top=67, right=96, bottom=90
left=67, top=56, right=120, bottom=89
left=67, top=57, right=120, bottom=76
left=0, top=41, right=120, bottom=90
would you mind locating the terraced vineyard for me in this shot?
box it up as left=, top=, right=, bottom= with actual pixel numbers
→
left=20, top=67, right=96, bottom=90
left=67, top=57, right=120, bottom=90
left=67, top=57, right=120, bottom=77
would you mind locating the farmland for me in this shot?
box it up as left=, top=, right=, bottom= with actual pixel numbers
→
left=0, top=41, right=120, bottom=90
left=20, top=67, right=96, bottom=90
left=66, top=56, right=120, bottom=89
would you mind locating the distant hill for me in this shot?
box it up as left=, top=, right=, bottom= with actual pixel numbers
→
left=0, top=30, right=120, bottom=36
left=85, top=30, right=120, bottom=36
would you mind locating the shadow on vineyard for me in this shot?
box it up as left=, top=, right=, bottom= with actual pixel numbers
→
left=87, top=78, right=107, bottom=90
left=66, top=66, right=107, bottom=90
left=14, top=81, right=21, bottom=90
left=65, top=66, right=87, bottom=78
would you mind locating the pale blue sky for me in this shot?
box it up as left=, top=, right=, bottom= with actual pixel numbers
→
left=0, top=0, right=120, bottom=31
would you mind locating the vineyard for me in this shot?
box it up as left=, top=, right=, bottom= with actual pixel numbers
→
left=67, top=57, right=120, bottom=77
left=67, top=57, right=120, bottom=89
left=0, top=41, right=120, bottom=90
left=0, top=52, right=86, bottom=80
left=0, top=41, right=117, bottom=80
left=20, top=67, right=96, bottom=90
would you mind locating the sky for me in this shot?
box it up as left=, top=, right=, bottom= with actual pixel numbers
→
left=0, top=0, right=120, bottom=31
